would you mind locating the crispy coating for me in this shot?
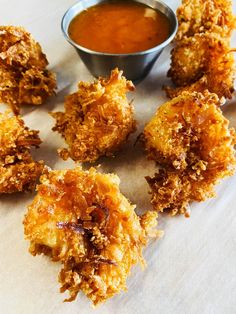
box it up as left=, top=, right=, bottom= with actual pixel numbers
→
left=166, top=33, right=235, bottom=99
left=0, top=26, right=56, bottom=114
left=51, top=69, right=136, bottom=163
left=166, top=0, right=236, bottom=100
left=0, top=110, right=44, bottom=193
left=167, top=34, right=211, bottom=87
left=23, top=167, right=160, bottom=305
left=176, top=0, right=236, bottom=41
left=144, top=91, right=236, bottom=215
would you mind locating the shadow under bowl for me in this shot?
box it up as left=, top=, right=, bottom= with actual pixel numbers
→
left=61, top=0, right=178, bottom=82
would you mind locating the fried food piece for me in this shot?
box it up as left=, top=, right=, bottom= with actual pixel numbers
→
left=23, top=167, right=160, bottom=305
left=51, top=69, right=136, bottom=163
left=144, top=91, right=236, bottom=215
left=166, top=0, right=236, bottom=100
left=0, top=110, right=44, bottom=193
left=166, top=33, right=235, bottom=99
left=176, top=0, right=236, bottom=41
left=0, top=26, right=56, bottom=114
left=167, top=34, right=211, bottom=87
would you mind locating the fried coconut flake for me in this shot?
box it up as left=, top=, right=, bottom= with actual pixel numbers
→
left=0, top=26, right=56, bottom=114
left=23, top=167, right=160, bottom=305
left=51, top=68, right=136, bottom=163
left=0, top=110, right=44, bottom=193
left=143, top=91, right=236, bottom=216
left=166, top=33, right=235, bottom=99
left=175, top=0, right=236, bottom=41
left=165, top=0, right=236, bottom=100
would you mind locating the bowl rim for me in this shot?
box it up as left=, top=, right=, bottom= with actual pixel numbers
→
left=61, top=0, right=178, bottom=57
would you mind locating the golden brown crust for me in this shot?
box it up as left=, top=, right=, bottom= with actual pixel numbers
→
left=51, top=68, right=136, bottom=163
left=0, top=26, right=56, bottom=114
left=176, top=0, right=236, bottom=41
left=144, top=91, right=236, bottom=215
left=0, top=110, right=44, bottom=193
left=166, top=0, right=236, bottom=100
left=166, top=33, right=235, bottom=99
left=23, top=167, right=160, bottom=305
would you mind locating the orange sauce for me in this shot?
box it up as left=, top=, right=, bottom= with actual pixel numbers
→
left=68, top=0, right=170, bottom=54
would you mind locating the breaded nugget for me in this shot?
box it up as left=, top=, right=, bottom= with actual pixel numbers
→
left=167, top=34, right=211, bottom=87
left=144, top=91, right=236, bottom=215
left=51, top=69, right=136, bottom=163
left=23, top=167, right=160, bottom=305
left=176, top=0, right=236, bottom=41
left=0, top=26, right=56, bottom=114
left=166, top=33, right=235, bottom=99
left=166, top=0, right=235, bottom=100
left=0, top=110, right=44, bottom=193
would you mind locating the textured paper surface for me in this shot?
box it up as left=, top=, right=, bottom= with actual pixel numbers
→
left=0, top=1, right=236, bottom=313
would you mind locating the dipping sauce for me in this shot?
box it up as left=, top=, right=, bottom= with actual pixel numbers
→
left=68, top=0, right=171, bottom=54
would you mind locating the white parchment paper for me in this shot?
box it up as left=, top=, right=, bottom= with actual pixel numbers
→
left=0, top=1, right=236, bottom=313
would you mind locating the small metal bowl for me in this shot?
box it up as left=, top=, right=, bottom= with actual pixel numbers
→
left=61, top=0, right=178, bottom=82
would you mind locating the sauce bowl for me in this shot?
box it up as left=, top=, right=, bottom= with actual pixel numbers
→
left=61, top=0, right=178, bottom=82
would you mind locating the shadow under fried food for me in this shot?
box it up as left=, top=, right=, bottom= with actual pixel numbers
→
left=30, top=141, right=58, bottom=169
left=222, top=99, right=236, bottom=129
left=143, top=90, right=236, bottom=216
left=32, top=53, right=81, bottom=114
left=23, top=166, right=161, bottom=305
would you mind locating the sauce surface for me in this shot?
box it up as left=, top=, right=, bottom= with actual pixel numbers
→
left=68, top=0, right=170, bottom=54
